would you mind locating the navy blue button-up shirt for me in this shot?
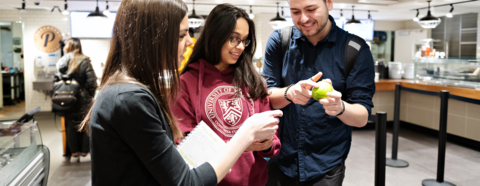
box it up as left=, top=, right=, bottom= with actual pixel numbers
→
left=262, top=15, right=375, bottom=182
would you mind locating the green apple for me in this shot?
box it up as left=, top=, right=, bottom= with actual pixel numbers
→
left=312, top=80, right=333, bottom=101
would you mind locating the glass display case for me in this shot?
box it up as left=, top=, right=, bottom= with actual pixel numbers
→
left=413, top=58, right=480, bottom=89
left=0, top=121, right=49, bottom=186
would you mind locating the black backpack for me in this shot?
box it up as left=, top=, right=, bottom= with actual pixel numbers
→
left=52, top=74, right=81, bottom=113
left=280, top=26, right=365, bottom=78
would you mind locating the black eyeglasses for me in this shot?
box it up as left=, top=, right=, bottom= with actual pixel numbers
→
left=229, top=37, right=251, bottom=47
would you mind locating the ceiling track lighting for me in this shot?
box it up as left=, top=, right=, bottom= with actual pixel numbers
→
left=346, top=6, right=361, bottom=25
left=51, top=6, right=61, bottom=13
left=268, top=2, right=287, bottom=29
left=103, top=1, right=110, bottom=14
left=417, top=1, right=441, bottom=29
left=367, top=10, right=373, bottom=24
left=188, top=0, right=204, bottom=28
left=249, top=5, right=254, bottom=19
left=62, top=0, right=69, bottom=15
left=20, top=0, right=26, bottom=13
left=446, top=4, right=453, bottom=18
left=87, top=0, right=108, bottom=19
left=413, top=9, right=419, bottom=22
left=340, top=9, right=345, bottom=23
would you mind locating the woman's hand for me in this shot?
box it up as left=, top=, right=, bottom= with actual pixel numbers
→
left=240, top=110, right=282, bottom=141
left=244, top=138, right=274, bottom=152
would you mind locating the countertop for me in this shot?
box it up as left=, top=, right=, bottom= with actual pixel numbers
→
left=375, top=79, right=480, bottom=100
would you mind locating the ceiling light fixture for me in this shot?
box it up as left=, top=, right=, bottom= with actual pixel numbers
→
left=87, top=0, right=108, bottom=19
left=20, top=0, right=26, bottom=13
left=249, top=5, right=254, bottom=19
left=340, top=9, right=346, bottom=23
left=367, top=10, right=373, bottom=24
left=188, top=0, right=204, bottom=28
left=346, top=6, right=361, bottom=24
left=446, top=4, right=453, bottom=18
left=62, top=0, right=69, bottom=15
left=413, top=9, right=419, bottom=22
left=103, top=1, right=110, bottom=15
left=417, top=1, right=441, bottom=28
left=268, top=2, right=287, bottom=29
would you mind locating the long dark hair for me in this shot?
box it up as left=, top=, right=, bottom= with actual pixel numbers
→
left=80, top=0, right=187, bottom=140
left=64, top=38, right=86, bottom=74
left=185, top=3, right=268, bottom=100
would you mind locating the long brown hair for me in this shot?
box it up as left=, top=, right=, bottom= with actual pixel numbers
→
left=185, top=4, right=268, bottom=100
left=64, top=38, right=86, bottom=74
left=79, top=0, right=187, bottom=140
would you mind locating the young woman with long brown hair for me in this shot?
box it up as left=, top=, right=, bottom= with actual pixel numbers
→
left=79, top=0, right=281, bottom=185
left=56, top=38, right=97, bottom=163
left=173, top=4, right=280, bottom=186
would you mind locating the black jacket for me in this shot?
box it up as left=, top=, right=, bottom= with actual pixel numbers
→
left=55, top=54, right=97, bottom=115
left=90, top=83, right=217, bottom=186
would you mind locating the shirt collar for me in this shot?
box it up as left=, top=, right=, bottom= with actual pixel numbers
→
left=292, top=15, right=338, bottom=43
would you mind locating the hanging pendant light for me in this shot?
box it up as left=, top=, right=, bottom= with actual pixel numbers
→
left=62, top=0, right=69, bottom=15
left=188, top=0, right=204, bottom=28
left=249, top=5, right=255, bottom=19
left=87, top=0, right=108, bottom=19
left=346, top=6, right=361, bottom=24
left=103, top=1, right=110, bottom=15
left=269, top=2, right=287, bottom=29
left=417, top=1, right=441, bottom=28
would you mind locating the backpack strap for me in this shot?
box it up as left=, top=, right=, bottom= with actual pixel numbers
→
left=344, top=35, right=365, bottom=78
left=280, top=26, right=293, bottom=58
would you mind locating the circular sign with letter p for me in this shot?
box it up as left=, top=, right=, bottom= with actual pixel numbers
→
left=34, top=25, right=63, bottom=53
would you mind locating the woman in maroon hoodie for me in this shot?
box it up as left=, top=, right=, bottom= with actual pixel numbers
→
left=172, top=4, right=281, bottom=186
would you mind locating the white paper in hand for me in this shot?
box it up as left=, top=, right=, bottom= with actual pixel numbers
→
left=177, top=121, right=226, bottom=169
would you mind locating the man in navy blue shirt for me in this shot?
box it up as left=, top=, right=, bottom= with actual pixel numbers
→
left=262, top=0, right=375, bottom=185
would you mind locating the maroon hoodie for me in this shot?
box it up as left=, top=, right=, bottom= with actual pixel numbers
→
left=172, top=59, right=281, bottom=186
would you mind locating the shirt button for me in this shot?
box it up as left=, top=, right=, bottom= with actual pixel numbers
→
left=307, top=68, right=312, bottom=72
left=301, top=109, right=305, bottom=112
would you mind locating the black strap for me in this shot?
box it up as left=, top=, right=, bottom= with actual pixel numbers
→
left=344, top=35, right=365, bottom=78
left=280, top=27, right=365, bottom=79
left=281, top=26, right=293, bottom=58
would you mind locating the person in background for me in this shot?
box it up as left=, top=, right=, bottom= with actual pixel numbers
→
left=262, top=0, right=375, bottom=185
left=178, top=28, right=197, bottom=72
left=78, top=0, right=281, bottom=185
left=173, top=4, right=281, bottom=186
left=56, top=38, right=97, bottom=163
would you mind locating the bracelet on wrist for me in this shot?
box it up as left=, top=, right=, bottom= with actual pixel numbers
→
left=284, top=84, right=294, bottom=103
left=336, top=101, right=346, bottom=116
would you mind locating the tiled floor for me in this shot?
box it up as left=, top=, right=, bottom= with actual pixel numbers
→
left=2, top=104, right=479, bottom=185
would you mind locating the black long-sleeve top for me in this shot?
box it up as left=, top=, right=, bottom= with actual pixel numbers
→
left=89, top=83, right=217, bottom=186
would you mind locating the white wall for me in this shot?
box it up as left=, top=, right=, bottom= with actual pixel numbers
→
left=253, top=13, right=276, bottom=59
left=0, top=10, right=110, bottom=112
left=374, top=20, right=405, bottom=31
left=394, top=29, right=429, bottom=63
